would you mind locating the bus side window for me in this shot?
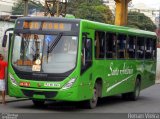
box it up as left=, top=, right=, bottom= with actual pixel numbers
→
left=137, top=37, right=145, bottom=59
left=145, top=38, right=152, bottom=59
left=95, top=31, right=105, bottom=59
left=106, top=33, right=117, bottom=58
left=117, top=34, right=126, bottom=59
left=152, top=39, right=156, bottom=60
left=127, top=36, right=136, bottom=59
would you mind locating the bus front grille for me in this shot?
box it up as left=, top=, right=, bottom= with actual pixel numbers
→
left=21, top=89, right=57, bottom=98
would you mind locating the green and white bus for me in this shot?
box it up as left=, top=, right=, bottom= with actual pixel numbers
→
left=3, top=17, right=157, bottom=108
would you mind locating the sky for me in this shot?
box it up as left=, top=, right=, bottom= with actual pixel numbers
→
left=132, top=0, right=160, bottom=9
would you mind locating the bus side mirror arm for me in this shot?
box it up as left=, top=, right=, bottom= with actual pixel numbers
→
left=2, top=28, right=14, bottom=47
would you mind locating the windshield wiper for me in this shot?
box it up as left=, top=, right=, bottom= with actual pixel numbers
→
left=48, top=32, right=63, bottom=53
left=46, top=33, right=63, bottom=63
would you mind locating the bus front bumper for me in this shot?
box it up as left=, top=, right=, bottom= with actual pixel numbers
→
left=8, top=84, right=92, bottom=101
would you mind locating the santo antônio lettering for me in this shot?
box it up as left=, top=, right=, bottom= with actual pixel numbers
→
left=108, top=62, right=133, bottom=77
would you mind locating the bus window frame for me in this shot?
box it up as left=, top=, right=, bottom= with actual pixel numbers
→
left=105, top=32, right=117, bottom=60
left=136, top=36, right=145, bottom=60
left=145, top=37, right=153, bottom=60
left=117, top=33, right=127, bottom=59
left=152, top=38, right=157, bottom=60
left=94, top=30, right=106, bottom=60
left=127, top=35, right=137, bottom=60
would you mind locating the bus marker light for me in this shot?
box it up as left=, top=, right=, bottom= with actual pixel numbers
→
left=20, top=82, right=30, bottom=87
left=37, top=83, right=42, bottom=88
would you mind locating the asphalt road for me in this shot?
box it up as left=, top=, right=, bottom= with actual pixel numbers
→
left=0, top=84, right=160, bottom=114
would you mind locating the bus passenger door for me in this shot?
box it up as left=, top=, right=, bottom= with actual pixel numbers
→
left=80, top=31, right=94, bottom=100
left=81, top=35, right=92, bottom=74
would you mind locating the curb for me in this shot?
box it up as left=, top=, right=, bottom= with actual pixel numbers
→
left=6, top=99, right=29, bottom=103
left=0, top=97, right=29, bottom=104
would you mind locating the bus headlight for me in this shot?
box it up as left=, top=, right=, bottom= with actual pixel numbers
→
left=9, top=74, right=18, bottom=86
left=62, top=78, right=76, bottom=90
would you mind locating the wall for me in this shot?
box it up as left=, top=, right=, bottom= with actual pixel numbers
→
left=0, top=21, right=14, bottom=60
left=156, top=48, right=160, bottom=83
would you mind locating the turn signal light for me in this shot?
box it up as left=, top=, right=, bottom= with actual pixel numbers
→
left=20, top=82, right=30, bottom=87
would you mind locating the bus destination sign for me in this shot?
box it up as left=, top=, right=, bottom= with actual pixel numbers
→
left=23, top=21, right=72, bottom=31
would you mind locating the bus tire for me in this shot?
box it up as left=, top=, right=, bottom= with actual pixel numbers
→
left=85, top=83, right=99, bottom=109
left=122, top=78, right=141, bottom=101
left=129, top=78, right=141, bottom=101
left=32, top=100, right=45, bottom=107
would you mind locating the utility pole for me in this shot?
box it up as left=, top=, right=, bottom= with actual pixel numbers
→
left=57, top=0, right=60, bottom=17
left=23, top=0, right=29, bottom=16
left=44, top=0, right=68, bottom=17
left=114, top=0, right=131, bottom=26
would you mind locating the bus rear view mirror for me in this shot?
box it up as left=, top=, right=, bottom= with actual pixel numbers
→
left=2, top=34, right=8, bottom=47
left=2, top=28, right=14, bottom=47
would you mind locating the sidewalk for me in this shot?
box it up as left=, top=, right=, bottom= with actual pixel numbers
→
left=0, top=95, right=28, bottom=104
left=156, top=80, right=160, bottom=84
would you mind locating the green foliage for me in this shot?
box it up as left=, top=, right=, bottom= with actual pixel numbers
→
left=12, top=0, right=114, bottom=24
left=12, top=0, right=44, bottom=15
left=67, top=0, right=114, bottom=24
left=128, top=11, right=157, bottom=31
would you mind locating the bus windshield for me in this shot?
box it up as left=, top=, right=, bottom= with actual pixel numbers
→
left=12, top=33, right=78, bottom=73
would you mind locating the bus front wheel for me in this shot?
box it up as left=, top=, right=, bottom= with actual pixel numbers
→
left=85, top=83, right=99, bottom=109
left=32, top=100, right=45, bottom=107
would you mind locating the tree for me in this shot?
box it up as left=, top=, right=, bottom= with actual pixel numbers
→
left=127, top=11, right=157, bottom=31
left=12, top=0, right=114, bottom=24
left=12, top=0, right=44, bottom=15
left=67, top=0, right=114, bottom=24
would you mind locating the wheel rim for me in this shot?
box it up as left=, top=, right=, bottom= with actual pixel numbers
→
left=90, top=86, right=98, bottom=106
left=92, top=88, right=97, bottom=103
left=135, top=82, right=140, bottom=97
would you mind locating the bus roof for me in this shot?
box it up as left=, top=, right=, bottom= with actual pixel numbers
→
left=16, top=17, right=156, bottom=37
left=81, top=19, right=156, bottom=37
left=17, top=17, right=81, bottom=23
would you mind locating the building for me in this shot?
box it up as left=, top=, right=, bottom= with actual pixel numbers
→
left=0, top=21, right=14, bottom=59
left=128, top=2, right=160, bottom=26
left=103, top=0, right=115, bottom=14
left=155, top=16, right=160, bottom=28
left=0, top=0, right=18, bottom=15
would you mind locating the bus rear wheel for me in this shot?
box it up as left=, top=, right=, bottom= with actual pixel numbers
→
left=122, top=78, right=141, bottom=101
left=130, top=78, right=141, bottom=100
left=85, top=83, right=98, bottom=109
left=32, top=100, right=45, bottom=107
